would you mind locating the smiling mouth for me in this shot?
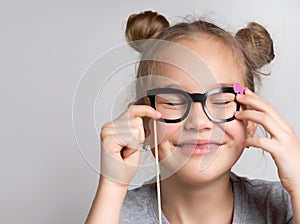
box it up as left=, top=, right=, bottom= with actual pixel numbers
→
left=175, top=142, right=222, bottom=156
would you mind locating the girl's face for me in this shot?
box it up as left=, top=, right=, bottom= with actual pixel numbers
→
left=154, top=37, right=251, bottom=184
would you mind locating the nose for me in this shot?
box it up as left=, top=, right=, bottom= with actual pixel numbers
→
left=184, top=102, right=214, bottom=131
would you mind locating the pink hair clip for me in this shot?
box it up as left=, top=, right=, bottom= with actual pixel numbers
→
left=233, top=82, right=246, bottom=95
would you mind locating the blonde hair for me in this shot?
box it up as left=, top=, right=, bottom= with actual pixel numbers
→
left=125, top=10, right=275, bottom=93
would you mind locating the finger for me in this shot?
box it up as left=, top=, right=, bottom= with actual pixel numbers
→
left=116, top=133, right=141, bottom=160
left=113, top=117, right=145, bottom=141
left=102, top=127, right=144, bottom=147
left=122, top=147, right=141, bottom=167
left=235, top=109, right=287, bottom=139
left=101, top=134, right=141, bottom=167
left=104, top=105, right=160, bottom=128
left=244, top=136, right=277, bottom=155
left=236, top=89, right=291, bottom=132
left=101, top=135, right=124, bottom=156
left=126, top=105, right=161, bottom=119
left=121, top=147, right=139, bottom=158
left=101, top=139, right=141, bottom=184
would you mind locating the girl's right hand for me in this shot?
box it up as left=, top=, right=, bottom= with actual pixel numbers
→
left=100, top=105, right=161, bottom=187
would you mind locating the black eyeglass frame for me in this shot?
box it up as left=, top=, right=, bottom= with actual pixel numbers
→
left=147, top=87, right=240, bottom=123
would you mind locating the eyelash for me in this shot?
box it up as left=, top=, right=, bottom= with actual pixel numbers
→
left=166, top=102, right=186, bottom=106
left=212, top=100, right=232, bottom=104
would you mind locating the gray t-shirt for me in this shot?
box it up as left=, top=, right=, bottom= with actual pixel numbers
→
left=120, top=172, right=294, bottom=223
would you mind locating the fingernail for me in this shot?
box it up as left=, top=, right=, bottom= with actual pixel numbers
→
left=155, top=111, right=162, bottom=117
left=236, top=94, right=245, bottom=99
left=235, top=111, right=242, bottom=116
left=245, top=88, right=253, bottom=95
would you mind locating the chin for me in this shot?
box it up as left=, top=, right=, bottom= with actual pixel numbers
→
left=176, top=160, right=228, bottom=184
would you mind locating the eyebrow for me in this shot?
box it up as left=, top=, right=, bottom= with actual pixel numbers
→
left=213, top=82, right=235, bottom=88
left=158, top=82, right=234, bottom=90
left=160, top=83, right=182, bottom=88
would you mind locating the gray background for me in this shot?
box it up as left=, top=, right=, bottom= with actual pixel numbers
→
left=1, top=0, right=299, bottom=223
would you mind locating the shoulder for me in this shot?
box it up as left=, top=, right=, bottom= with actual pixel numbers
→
left=231, top=172, right=289, bottom=197
left=231, top=172, right=294, bottom=223
left=120, top=183, right=158, bottom=224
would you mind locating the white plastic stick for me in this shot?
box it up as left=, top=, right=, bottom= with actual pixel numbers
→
left=153, top=119, right=162, bottom=224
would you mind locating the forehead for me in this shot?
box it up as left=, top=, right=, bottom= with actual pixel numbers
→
left=154, top=37, right=245, bottom=92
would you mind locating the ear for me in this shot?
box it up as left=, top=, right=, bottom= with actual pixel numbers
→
left=246, top=120, right=257, bottom=138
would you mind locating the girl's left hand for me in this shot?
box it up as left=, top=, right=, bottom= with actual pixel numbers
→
left=235, top=88, right=300, bottom=196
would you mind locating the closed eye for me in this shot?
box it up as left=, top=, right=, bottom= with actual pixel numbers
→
left=166, top=102, right=187, bottom=106
left=213, top=101, right=230, bottom=104
left=211, top=100, right=234, bottom=105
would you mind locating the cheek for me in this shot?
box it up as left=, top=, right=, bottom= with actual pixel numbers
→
left=221, top=119, right=247, bottom=144
left=156, top=122, right=182, bottom=144
left=153, top=123, right=183, bottom=161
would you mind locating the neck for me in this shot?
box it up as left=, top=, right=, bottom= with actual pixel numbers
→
left=160, top=171, right=234, bottom=224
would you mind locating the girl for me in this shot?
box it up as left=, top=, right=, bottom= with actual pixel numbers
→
left=86, top=11, right=300, bottom=223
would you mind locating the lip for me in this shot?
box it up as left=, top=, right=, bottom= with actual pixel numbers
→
left=175, top=140, right=223, bottom=156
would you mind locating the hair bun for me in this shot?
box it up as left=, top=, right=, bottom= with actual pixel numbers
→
left=236, top=22, right=275, bottom=70
left=125, top=11, right=170, bottom=52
